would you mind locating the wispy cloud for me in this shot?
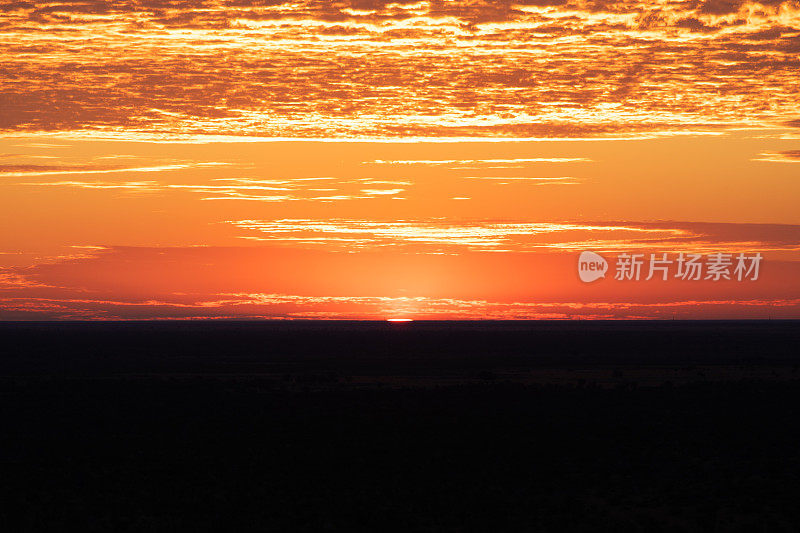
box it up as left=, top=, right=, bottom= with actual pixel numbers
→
left=361, top=188, right=405, bottom=195
left=752, top=150, right=800, bottom=163
left=22, top=176, right=415, bottom=203
left=1, top=162, right=230, bottom=177
left=2, top=290, right=799, bottom=320
left=24, top=180, right=161, bottom=190
left=225, top=219, right=800, bottom=253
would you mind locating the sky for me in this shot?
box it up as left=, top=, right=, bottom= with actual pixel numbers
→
left=0, top=0, right=799, bottom=319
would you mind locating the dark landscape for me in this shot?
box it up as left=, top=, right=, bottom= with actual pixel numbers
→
left=1, top=321, right=800, bottom=531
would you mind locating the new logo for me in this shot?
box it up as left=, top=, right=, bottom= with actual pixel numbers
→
left=578, top=251, right=608, bottom=283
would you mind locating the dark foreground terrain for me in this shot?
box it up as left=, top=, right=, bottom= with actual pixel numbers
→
left=1, top=321, right=800, bottom=532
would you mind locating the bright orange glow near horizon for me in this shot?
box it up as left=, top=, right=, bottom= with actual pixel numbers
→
left=1, top=0, right=799, bottom=319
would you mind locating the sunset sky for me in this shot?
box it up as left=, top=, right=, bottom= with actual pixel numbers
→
left=1, top=0, right=799, bottom=319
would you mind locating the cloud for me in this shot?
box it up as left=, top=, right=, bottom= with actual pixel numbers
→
left=4, top=290, right=800, bottom=320
left=21, top=175, right=415, bottom=202
left=752, top=150, right=800, bottom=162
left=1, top=0, right=798, bottom=139
left=24, top=180, right=161, bottom=190
left=698, top=0, right=800, bottom=15
left=360, top=188, right=405, bottom=195
left=0, top=161, right=230, bottom=177
left=224, top=219, right=800, bottom=253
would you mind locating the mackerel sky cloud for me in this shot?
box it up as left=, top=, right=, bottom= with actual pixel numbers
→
left=1, top=0, right=799, bottom=139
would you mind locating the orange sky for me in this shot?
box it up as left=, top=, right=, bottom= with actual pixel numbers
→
left=1, top=0, right=799, bottom=319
